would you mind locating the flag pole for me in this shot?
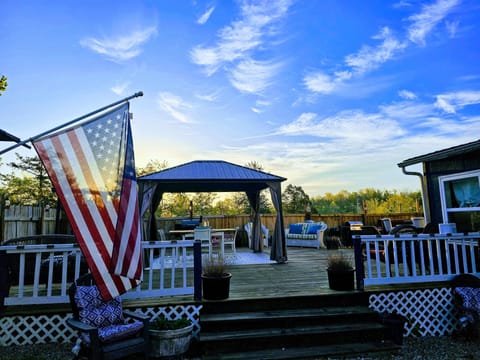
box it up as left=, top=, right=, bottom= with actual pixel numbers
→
left=0, top=91, right=143, bottom=156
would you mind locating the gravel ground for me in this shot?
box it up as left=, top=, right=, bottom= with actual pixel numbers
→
left=0, top=336, right=479, bottom=360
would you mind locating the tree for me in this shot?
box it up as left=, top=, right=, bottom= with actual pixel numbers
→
left=282, top=184, right=309, bottom=214
left=243, top=161, right=273, bottom=214
left=0, top=75, right=7, bottom=96
left=137, top=159, right=168, bottom=176
left=0, top=153, right=56, bottom=206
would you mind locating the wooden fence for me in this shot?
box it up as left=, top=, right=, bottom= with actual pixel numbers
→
left=1, top=205, right=422, bottom=243
left=1, top=206, right=57, bottom=242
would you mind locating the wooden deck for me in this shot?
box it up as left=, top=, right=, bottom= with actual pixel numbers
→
left=129, top=247, right=354, bottom=308
left=227, top=247, right=344, bottom=298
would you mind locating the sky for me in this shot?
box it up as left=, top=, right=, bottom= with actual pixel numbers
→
left=1, top=0, right=480, bottom=197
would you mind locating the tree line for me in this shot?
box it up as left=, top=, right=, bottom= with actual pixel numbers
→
left=0, top=155, right=422, bottom=216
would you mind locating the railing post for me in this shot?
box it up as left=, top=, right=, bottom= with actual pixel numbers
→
left=193, top=240, right=202, bottom=301
left=353, top=236, right=364, bottom=291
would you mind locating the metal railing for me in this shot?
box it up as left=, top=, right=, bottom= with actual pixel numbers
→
left=0, top=240, right=202, bottom=306
left=354, top=232, right=480, bottom=288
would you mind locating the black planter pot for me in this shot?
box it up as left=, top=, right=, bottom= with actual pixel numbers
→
left=327, top=268, right=355, bottom=290
left=381, top=314, right=406, bottom=345
left=201, top=273, right=232, bottom=300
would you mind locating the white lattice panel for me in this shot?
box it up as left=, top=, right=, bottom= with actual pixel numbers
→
left=369, top=288, right=458, bottom=337
left=0, top=304, right=202, bottom=347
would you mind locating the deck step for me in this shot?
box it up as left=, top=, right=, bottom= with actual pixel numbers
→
left=200, top=306, right=377, bottom=332
left=200, top=321, right=386, bottom=354
left=202, top=341, right=401, bottom=360
left=195, top=294, right=400, bottom=358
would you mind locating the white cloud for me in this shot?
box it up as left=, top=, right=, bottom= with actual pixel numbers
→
left=197, top=6, right=215, bottom=25
left=434, top=91, right=480, bottom=113
left=407, top=0, right=460, bottom=46
left=157, top=92, right=193, bottom=123
left=195, top=91, right=219, bottom=102
left=303, top=72, right=337, bottom=94
left=345, top=27, right=407, bottom=74
left=445, top=20, right=459, bottom=38
left=110, top=82, right=130, bottom=96
left=190, top=0, right=292, bottom=93
left=278, top=110, right=405, bottom=141
left=80, top=26, right=157, bottom=62
left=305, top=28, right=405, bottom=95
left=305, top=0, right=459, bottom=96
left=229, top=58, right=283, bottom=94
left=380, top=102, right=433, bottom=120
left=398, top=89, right=417, bottom=99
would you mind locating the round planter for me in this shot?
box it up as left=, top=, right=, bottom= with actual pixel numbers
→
left=149, top=323, right=194, bottom=358
left=327, top=268, right=355, bottom=290
left=201, top=273, right=232, bottom=300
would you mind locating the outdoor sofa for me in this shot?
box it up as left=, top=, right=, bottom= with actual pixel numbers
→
left=285, top=221, right=327, bottom=249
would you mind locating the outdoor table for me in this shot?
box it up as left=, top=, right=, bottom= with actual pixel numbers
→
left=168, top=228, right=237, bottom=255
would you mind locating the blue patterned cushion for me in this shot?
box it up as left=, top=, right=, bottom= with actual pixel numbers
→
left=307, top=223, right=322, bottom=234
left=80, top=321, right=144, bottom=345
left=455, top=287, right=480, bottom=324
left=75, top=286, right=124, bottom=328
left=286, top=233, right=317, bottom=240
left=301, top=223, right=310, bottom=234
left=289, top=224, right=303, bottom=234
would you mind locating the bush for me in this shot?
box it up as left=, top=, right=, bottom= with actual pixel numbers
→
left=150, top=314, right=191, bottom=330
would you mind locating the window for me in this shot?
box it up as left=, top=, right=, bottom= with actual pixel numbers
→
left=439, top=170, right=480, bottom=232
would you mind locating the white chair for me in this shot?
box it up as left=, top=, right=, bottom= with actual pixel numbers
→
left=244, top=222, right=269, bottom=249
left=194, top=227, right=212, bottom=253
left=380, top=218, right=393, bottom=234
left=223, top=227, right=238, bottom=253
left=210, top=231, right=225, bottom=255
left=157, top=229, right=167, bottom=241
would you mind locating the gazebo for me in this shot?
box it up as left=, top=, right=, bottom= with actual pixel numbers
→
left=137, top=160, right=288, bottom=263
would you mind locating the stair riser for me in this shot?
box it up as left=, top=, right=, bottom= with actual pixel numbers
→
left=201, top=327, right=386, bottom=354
left=201, top=293, right=370, bottom=314
left=200, top=313, right=378, bottom=332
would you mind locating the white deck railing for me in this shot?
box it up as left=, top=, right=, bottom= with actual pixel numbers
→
left=0, top=240, right=200, bottom=306
left=355, top=232, right=480, bottom=287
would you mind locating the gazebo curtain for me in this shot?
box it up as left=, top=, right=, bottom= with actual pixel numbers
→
left=268, top=182, right=287, bottom=263
left=139, top=182, right=163, bottom=241
left=246, top=190, right=262, bottom=252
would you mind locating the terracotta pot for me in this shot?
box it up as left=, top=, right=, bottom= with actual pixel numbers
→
left=201, top=273, right=232, bottom=300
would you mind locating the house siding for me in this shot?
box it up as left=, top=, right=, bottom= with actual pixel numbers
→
left=424, top=149, right=480, bottom=230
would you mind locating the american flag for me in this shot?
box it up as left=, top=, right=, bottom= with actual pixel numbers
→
left=33, top=103, right=142, bottom=300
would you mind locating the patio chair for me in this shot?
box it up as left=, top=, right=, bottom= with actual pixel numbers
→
left=66, top=273, right=150, bottom=360
left=157, top=229, right=167, bottom=241
left=223, top=227, right=238, bottom=253
left=244, top=222, right=269, bottom=249
left=452, top=274, right=480, bottom=339
left=194, top=226, right=212, bottom=253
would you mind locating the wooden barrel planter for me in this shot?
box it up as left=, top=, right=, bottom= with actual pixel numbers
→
left=149, top=323, right=194, bottom=358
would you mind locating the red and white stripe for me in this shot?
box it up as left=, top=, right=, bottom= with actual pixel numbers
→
left=34, top=124, right=138, bottom=300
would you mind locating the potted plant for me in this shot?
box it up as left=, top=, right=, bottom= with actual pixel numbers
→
left=149, top=314, right=194, bottom=358
left=326, top=252, right=355, bottom=290
left=201, top=254, right=232, bottom=300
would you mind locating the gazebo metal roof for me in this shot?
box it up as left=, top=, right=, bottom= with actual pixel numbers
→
left=138, top=160, right=287, bottom=193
